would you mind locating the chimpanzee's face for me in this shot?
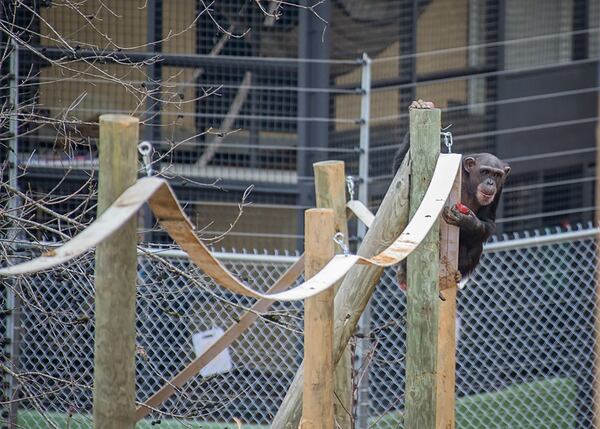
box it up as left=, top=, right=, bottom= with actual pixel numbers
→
left=463, top=154, right=510, bottom=206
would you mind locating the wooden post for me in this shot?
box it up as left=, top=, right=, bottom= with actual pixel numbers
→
left=404, top=107, right=442, bottom=429
left=313, top=160, right=353, bottom=428
left=301, top=209, right=335, bottom=429
left=271, top=145, right=412, bottom=429
left=94, top=114, right=139, bottom=429
left=436, top=167, right=461, bottom=429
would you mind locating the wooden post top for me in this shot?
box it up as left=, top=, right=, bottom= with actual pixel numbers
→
left=313, top=160, right=344, bottom=167
left=409, top=107, right=441, bottom=124
left=99, top=114, right=139, bottom=125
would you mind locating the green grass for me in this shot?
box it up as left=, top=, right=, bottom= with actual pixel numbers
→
left=371, top=378, right=577, bottom=429
left=15, top=378, right=577, bottom=429
left=17, top=410, right=268, bottom=429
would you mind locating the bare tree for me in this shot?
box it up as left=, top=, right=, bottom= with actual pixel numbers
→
left=0, top=1, right=328, bottom=427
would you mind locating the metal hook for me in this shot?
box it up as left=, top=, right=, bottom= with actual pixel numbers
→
left=346, top=176, right=355, bottom=200
left=441, top=124, right=453, bottom=154
left=333, top=232, right=349, bottom=257
left=138, top=141, right=154, bottom=177
left=441, top=131, right=453, bottom=154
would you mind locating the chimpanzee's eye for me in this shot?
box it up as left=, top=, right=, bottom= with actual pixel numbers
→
left=481, top=169, right=489, bottom=175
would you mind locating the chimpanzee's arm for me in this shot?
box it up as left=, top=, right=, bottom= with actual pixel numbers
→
left=443, top=206, right=495, bottom=241
left=458, top=213, right=495, bottom=240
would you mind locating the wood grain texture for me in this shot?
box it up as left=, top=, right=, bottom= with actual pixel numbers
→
left=436, top=167, right=461, bottom=429
left=346, top=200, right=375, bottom=228
left=313, top=160, right=353, bottom=428
left=94, top=114, right=139, bottom=429
left=314, top=161, right=350, bottom=244
left=404, top=107, right=441, bottom=429
left=302, top=209, right=335, bottom=429
left=271, top=147, right=414, bottom=429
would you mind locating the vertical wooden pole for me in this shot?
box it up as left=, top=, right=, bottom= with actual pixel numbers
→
left=301, top=208, right=335, bottom=429
left=436, top=168, right=461, bottom=429
left=272, top=152, right=412, bottom=429
left=94, top=114, right=139, bottom=429
left=313, top=160, right=353, bottom=428
left=404, top=107, right=442, bottom=429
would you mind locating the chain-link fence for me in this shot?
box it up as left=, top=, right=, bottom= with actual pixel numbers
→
left=2, top=224, right=599, bottom=428
left=367, top=226, right=599, bottom=429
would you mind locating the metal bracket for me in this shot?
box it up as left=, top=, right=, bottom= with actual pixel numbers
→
left=138, top=141, right=154, bottom=176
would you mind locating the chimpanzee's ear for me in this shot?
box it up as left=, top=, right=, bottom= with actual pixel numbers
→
left=463, top=156, right=476, bottom=174
left=504, top=164, right=511, bottom=177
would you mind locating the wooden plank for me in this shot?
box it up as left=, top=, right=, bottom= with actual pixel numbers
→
left=436, top=166, right=461, bottom=429
left=313, top=160, right=352, bottom=428
left=196, top=71, right=252, bottom=168
left=346, top=200, right=375, bottom=228
left=94, top=114, right=139, bottom=429
left=404, top=107, right=442, bottom=429
left=301, top=208, right=335, bottom=429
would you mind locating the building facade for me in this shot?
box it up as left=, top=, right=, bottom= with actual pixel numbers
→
left=1, top=0, right=599, bottom=251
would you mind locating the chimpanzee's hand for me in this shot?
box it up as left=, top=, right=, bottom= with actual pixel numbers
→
left=396, top=260, right=407, bottom=291
left=409, top=99, right=435, bottom=109
left=442, top=204, right=475, bottom=227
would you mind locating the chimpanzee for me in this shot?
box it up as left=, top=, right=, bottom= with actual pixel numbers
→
left=394, top=100, right=510, bottom=288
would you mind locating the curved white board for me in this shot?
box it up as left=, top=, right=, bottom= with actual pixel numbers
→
left=0, top=154, right=461, bottom=302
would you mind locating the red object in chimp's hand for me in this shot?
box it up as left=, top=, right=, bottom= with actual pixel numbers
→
left=455, top=203, right=470, bottom=214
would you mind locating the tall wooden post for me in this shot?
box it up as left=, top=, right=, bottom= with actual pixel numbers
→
left=301, top=208, right=335, bottom=429
left=94, top=114, right=139, bottom=428
left=436, top=168, right=461, bottom=428
left=313, top=160, right=353, bottom=428
left=404, top=107, right=442, bottom=429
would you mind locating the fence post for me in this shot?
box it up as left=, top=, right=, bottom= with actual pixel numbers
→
left=436, top=165, right=461, bottom=428
left=301, top=208, right=335, bottom=429
left=313, top=160, right=353, bottom=427
left=404, top=107, right=442, bottom=429
left=3, top=38, right=20, bottom=429
left=355, top=51, right=373, bottom=429
left=358, top=52, right=371, bottom=242
left=94, top=115, right=139, bottom=429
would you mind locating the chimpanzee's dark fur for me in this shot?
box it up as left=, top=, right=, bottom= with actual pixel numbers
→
left=393, top=133, right=510, bottom=278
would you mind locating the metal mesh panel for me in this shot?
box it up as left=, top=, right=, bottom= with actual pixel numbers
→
left=2, top=0, right=600, bottom=250
left=2, top=226, right=600, bottom=428
left=2, top=249, right=304, bottom=427
left=366, top=227, right=599, bottom=428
